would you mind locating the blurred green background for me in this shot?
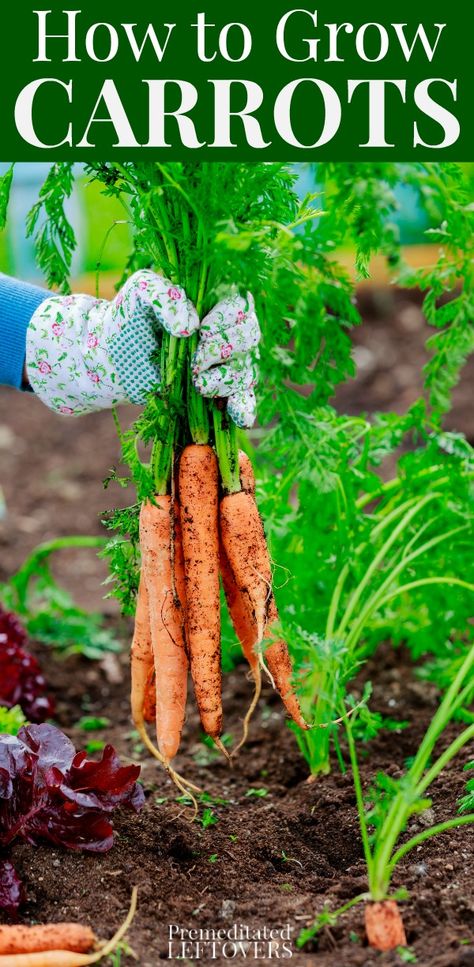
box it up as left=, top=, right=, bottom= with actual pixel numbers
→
left=1, top=162, right=473, bottom=282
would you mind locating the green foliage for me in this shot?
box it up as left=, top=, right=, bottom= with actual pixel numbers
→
left=0, top=164, right=14, bottom=230
left=0, top=538, right=121, bottom=660
left=458, top=762, right=474, bottom=814
left=0, top=705, right=27, bottom=735
left=264, top=415, right=474, bottom=774
left=26, top=162, right=76, bottom=292
left=76, top=715, right=111, bottom=732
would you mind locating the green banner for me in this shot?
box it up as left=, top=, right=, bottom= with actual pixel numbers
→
left=0, top=0, right=472, bottom=158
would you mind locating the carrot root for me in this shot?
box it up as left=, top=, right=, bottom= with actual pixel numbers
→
left=140, top=497, right=188, bottom=763
left=213, top=736, right=232, bottom=764
left=220, top=491, right=272, bottom=646
left=179, top=445, right=222, bottom=740
left=365, top=901, right=407, bottom=951
left=135, top=721, right=200, bottom=794
left=232, top=662, right=262, bottom=757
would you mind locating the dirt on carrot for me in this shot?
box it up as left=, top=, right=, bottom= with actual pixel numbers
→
left=179, top=444, right=222, bottom=741
left=365, top=900, right=407, bottom=951
left=0, top=924, right=95, bottom=955
left=139, top=498, right=188, bottom=764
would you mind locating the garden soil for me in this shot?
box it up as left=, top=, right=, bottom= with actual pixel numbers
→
left=0, top=290, right=473, bottom=966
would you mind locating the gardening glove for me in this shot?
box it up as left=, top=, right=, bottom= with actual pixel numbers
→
left=192, top=292, right=260, bottom=428
left=25, top=271, right=199, bottom=416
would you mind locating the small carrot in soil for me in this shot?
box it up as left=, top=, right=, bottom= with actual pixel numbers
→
left=130, top=573, right=155, bottom=731
left=179, top=444, right=223, bottom=744
left=140, top=497, right=188, bottom=764
left=0, top=924, right=95, bottom=955
left=365, top=901, right=407, bottom=951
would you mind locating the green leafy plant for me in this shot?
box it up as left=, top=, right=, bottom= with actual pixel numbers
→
left=276, top=425, right=474, bottom=775
left=0, top=538, right=121, bottom=659
left=0, top=705, right=26, bottom=736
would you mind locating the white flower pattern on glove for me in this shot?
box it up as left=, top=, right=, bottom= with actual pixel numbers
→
left=26, top=272, right=260, bottom=427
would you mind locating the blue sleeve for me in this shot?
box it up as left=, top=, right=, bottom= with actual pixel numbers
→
left=0, top=274, right=50, bottom=390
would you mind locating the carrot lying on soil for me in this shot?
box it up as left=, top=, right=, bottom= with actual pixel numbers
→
left=365, top=901, right=407, bottom=951
left=0, top=925, right=95, bottom=955
left=179, top=444, right=223, bottom=746
left=0, top=888, right=138, bottom=967
left=140, top=497, right=188, bottom=764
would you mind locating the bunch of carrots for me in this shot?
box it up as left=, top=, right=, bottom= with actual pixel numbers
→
left=131, top=438, right=307, bottom=792
left=88, top=163, right=309, bottom=794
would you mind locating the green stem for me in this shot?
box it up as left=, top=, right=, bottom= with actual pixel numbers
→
left=297, top=893, right=370, bottom=948
left=336, top=493, right=440, bottom=638
left=152, top=335, right=188, bottom=494
left=213, top=407, right=240, bottom=494
left=187, top=333, right=209, bottom=445
left=416, top=723, right=474, bottom=796
left=378, top=577, right=474, bottom=611
left=346, top=716, right=374, bottom=882
left=9, top=537, right=106, bottom=612
left=387, top=815, right=474, bottom=877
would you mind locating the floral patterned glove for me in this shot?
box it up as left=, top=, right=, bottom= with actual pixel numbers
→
left=26, top=271, right=199, bottom=416
left=192, top=292, right=260, bottom=428
left=26, top=272, right=261, bottom=427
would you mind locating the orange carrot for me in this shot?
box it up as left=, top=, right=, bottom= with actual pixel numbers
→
left=0, top=888, right=138, bottom=967
left=0, top=955, right=94, bottom=966
left=220, top=450, right=258, bottom=673
left=365, top=901, right=407, bottom=951
left=143, top=667, right=156, bottom=724
left=264, top=597, right=307, bottom=731
left=220, top=488, right=273, bottom=649
left=238, top=450, right=255, bottom=495
left=0, top=925, right=95, bottom=956
left=220, top=548, right=259, bottom=677
left=220, top=476, right=306, bottom=732
left=179, top=444, right=222, bottom=740
left=130, top=573, right=154, bottom=732
left=140, top=497, right=188, bottom=763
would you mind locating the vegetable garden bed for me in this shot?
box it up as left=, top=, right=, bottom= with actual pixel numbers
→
left=4, top=637, right=473, bottom=967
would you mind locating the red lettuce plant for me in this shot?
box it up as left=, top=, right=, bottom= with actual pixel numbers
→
left=0, top=607, right=55, bottom=722
left=0, top=724, right=144, bottom=914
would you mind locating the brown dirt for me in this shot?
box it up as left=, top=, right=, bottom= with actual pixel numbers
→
left=0, top=289, right=473, bottom=966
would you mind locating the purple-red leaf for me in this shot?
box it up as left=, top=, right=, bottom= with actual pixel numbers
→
left=0, top=859, right=25, bottom=916
left=0, top=607, right=55, bottom=722
left=0, top=724, right=144, bottom=854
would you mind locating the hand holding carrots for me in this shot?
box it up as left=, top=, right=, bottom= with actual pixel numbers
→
left=27, top=273, right=260, bottom=427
